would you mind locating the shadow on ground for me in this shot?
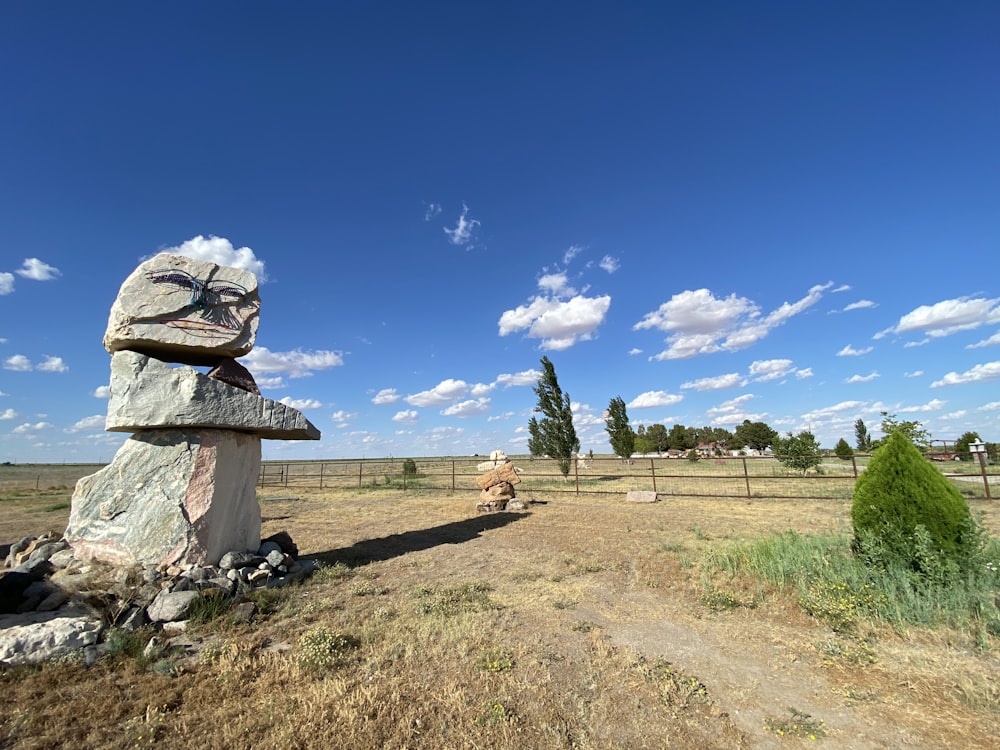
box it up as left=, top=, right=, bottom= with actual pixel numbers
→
left=305, top=511, right=529, bottom=567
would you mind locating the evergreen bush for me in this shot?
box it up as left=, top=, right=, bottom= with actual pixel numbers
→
left=851, top=431, right=975, bottom=578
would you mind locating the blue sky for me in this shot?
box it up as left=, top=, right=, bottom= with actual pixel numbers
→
left=2, top=1, right=999, bottom=463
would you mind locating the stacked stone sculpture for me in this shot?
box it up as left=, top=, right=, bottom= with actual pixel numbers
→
left=476, top=459, right=525, bottom=512
left=65, top=253, right=319, bottom=568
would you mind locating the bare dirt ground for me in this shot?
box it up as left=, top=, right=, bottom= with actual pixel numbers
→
left=2, top=487, right=999, bottom=748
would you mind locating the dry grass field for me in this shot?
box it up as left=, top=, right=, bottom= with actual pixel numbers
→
left=2, top=472, right=999, bottom=749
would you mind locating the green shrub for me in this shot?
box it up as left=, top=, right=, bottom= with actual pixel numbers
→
left=402, top=458, right=418, bottom=476
left=851, top=431, right=975, bottom=578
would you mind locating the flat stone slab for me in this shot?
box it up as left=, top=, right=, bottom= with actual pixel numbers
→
left=106, top=351, right=320, bottom=440
left=0, top=608, right=103, bottom=665
left=104, top=252, right=260, bottom=366
left=626, top=491, right=659, bottom=503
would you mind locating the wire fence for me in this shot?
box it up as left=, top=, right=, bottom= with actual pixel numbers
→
left=256, top=454, right=998, bottom=501
left=3, top=454, right=994, bottom=501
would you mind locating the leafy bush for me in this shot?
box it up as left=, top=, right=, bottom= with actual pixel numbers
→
left=852, top=431, right=976, bottom=578
left=402, top=458, right=418, bottom=476
left=834, top=438, right=854, bottom=460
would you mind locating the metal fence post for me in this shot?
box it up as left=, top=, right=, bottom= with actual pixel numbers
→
left=650, top=457, right=657, bottom=494
left=358, top=461, right=363, bottom=489
left=575, top=457, right=580, bottom=495
left=452, top=460, right=456, bottom=492
left=742, top=457, right=751, bottom=498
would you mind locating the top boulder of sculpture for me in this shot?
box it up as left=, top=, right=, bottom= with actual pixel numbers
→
left=104, top=253, right=261, bottom=366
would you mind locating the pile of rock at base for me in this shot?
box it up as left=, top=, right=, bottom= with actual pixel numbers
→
left=0, top=529, right=315, bottom=666
left=476, top=459, right=526, bottom=513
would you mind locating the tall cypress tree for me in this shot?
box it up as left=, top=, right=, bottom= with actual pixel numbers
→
left=605, top=396, right=635, bottom=461
left=527, top=356, right=580, bottom=477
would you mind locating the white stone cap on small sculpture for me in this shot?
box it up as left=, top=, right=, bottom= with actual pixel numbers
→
left=104, top=252, right=260, bottom=366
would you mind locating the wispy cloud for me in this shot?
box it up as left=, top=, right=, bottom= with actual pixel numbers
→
left=494, top=370, right=540, bottom=388
left=846, top=372, right=880, bottom=383
left=0, top=408, right=18, bottom=420
left=443, top=203, right=481, bottom=247
left=842, top=299, right=876, bottom=312
left=875, top=296, right=1000, bottom=340
left=241, top=347, right=344, bottom=378
left=392, top=410, right=419, bottom=424
left=931, top=361, right=1000, bottom=387
left=0, top=273, right=13, bottom=295
left=967, top=331, right=1000, bottom=349
left=681, top=372, right=746, bottom=391
left=598, top=255, right=620, bottom=273
left=330, top=410, right=357, bottom=427
left=634, top=283, right=832, bottom=361
left=749, top=359, right=796, bottom=382
left=836, top=344, right=873, bottom=357
left=423, top=202, right=442, bottom=221
left=441, top=398, right=491, bottom=417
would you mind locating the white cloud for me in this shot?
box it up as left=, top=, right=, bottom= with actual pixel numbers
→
left=598, top=255, right=620, bottom=273
left=488, top=411, right=515, bottom=422
left=240, top=347, right=344, bottom=378
left=563, top=245, right=583, bottom=265
left=441, top=398, right=491, bottom=417
left=628, top=348, right=642, bottom=356
left=931, top=361, right=1000, bottom=387
left=846, top=372, right=880, bottom=383
left=707, top=394, right=755, bottom=416
left=842, top=300, right=876, bottom=312
left=904, top=370, right=924, bottom=378
left=890, top=296, right=1000, bottom=339
left=0, top=408, right=18, bottom=420
left=423, top=202, right=442, bottom=221
left=443, top=203, right=480, bottom=247
left=495, top=370, right=540, bottom=388
left=92, top=385, right=111, bottom=398
left=16, top=258, right=61, bottom=281
left=498, top=294, right=611, bottom=351
left=279, top=397, right=323, bottom=410
left=66, top=415, right=106, bottom=432
left=330, top=410, right=357, bottom=426
left=537, top=272, right=577, bottom=297
left=405, top=378, right=468, bottom=407
left=4, top=354, right=32, bottom=371
left=796, top=368, right=814, bottom=379
left=681, top=373, right=745, bottom=391
left=161, top=235, right=267, bottom=281
left=470, top=382, right=494, bottom=397
left=967, top=331, right=1000, bottom=349
left=635, top=283, right=831, bottom=360
left=12, top=422, right=52, bottom=434
left=627, top=390, right=683, bottom=409
left=255, top=375, right=285, bottom=389
left=0, top=272, right=13, bottom=295
left=36, top=356, right=68, bottom=373
left=836, top=344, right=873, bottom=357
left=749, top=359, right=795, bottom=382
left=392, top=410, right=419, bottom=424
left=371, top=388, right=400, bottom=404
left=799, top=401, right=868, bottom=424
left=898, top=399, right=946, bottom=413
left=979, top=401, right=1000, bottom=411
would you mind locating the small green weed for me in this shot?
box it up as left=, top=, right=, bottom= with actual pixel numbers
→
left=296, top=626, right=360, bottom=674
left=475, top=699, right=516, bottom=725
left=648, top=659, right=710, bottom=708
left=477, top=645, right=514, bottom=672
left=814, top=636, right=877, bottom=666
left=763, top=707, right=826, bottom=739
left=414, top=582, right=497, bottom=616
left=700, top=587, right=756, bottom=612
left=800, top=579, right=885, bottom=632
